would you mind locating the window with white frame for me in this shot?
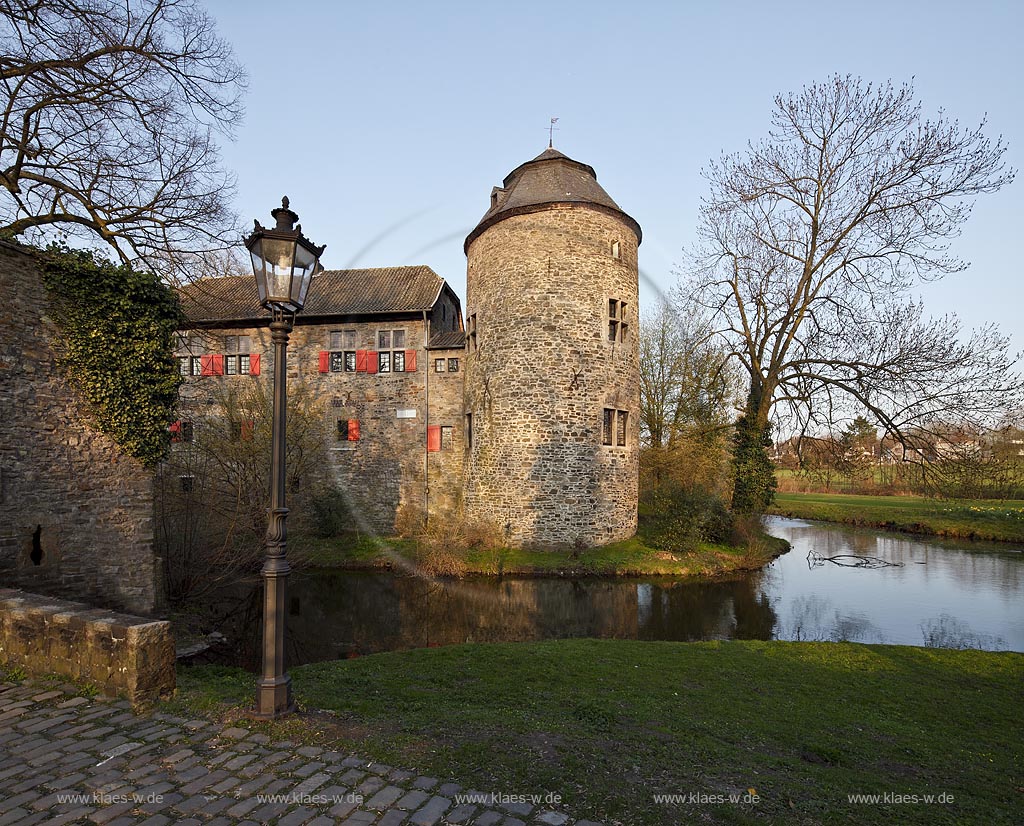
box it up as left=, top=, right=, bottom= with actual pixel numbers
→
left=377, top=329, right=406, bottom=372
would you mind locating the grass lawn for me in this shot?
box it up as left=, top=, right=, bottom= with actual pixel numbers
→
left=768, top=492, right=1024, bottom=543
left=290, top=531, right=788, bottom=579
left=170, top=640, right=1022, bottom=825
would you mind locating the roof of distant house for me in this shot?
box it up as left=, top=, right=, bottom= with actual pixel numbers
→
left=178, top=266, right=451, bottom=323
left=427, top=330, right=466, bottom=349
left=465, top=147, right=642, bottom=251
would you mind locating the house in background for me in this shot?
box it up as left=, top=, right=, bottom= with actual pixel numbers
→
left=174, top=266, right=465, bottom=533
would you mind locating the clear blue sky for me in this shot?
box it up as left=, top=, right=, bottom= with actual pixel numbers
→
left=206, top=0, right=1023, bottom=350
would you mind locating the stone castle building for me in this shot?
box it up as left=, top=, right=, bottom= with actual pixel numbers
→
left=175, top=147, right=642, bottom=547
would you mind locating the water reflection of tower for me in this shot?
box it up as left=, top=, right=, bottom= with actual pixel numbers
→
left=462, top=147, right=642, bottom=547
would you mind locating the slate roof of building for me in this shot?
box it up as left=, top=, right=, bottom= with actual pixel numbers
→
left=427, top=330, right=466, bottom=349
left=465, top=147, right=642, bottom=251
left=179, top=266, right=447, bottom=322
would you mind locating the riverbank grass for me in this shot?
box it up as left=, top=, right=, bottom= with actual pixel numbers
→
left=768, top=492, right=1024, bottom=542
left=291, top=530, right=787, bottom=578
left=170, top=639, right=1021, bottom=826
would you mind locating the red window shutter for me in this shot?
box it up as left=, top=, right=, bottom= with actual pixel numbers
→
left=348, top=419, right=360, bottom=441
left=241, top=420, right=255, bottom=442
left=405, top=350, right=417, bottom=372
left=318, top=351, right=330, bottom=373
left=427, top=425, right=441, bottom=452
left=249, top=353, right=261, bottom=375
left=212, top=354, right=225, bottom=375
left=366, top=352, right=378, bottom=374
left=169, top=420, right=182, bottom=443
left=355, top=350, right=367, bottom=372
left=200, top=354, right=215, bottom=376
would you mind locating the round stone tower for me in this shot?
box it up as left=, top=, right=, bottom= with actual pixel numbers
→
left=462, top=147, right=641, bottom=548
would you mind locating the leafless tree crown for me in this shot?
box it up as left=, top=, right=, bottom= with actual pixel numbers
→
left=686, top=75, right=1020, bottom=454
left=0, top=0, right=246, bottom=274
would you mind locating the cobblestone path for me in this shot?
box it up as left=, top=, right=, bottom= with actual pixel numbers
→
left=0, top=679, right=605, bottom=826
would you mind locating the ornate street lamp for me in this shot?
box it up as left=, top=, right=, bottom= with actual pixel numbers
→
left=245, top=197, right=325, bottom=719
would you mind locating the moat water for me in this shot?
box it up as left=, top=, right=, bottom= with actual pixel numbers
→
left=196, top=517, right=1024, bottom=668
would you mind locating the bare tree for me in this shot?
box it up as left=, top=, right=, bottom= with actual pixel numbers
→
left=639, top=296, right=737, bottom=496
left=685, top=75, right=1020, bottom=510
left=0, top=0, right=246, bottom=276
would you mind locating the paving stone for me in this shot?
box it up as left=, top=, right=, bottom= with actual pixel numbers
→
left=0, top=809, right=30, bottom=826
left=340, top=812, right=376, bottom=826
left=412, top=776, right=439, bottom=790
left=328, top=797, right=360, bottom=819
left=339, top=768, right=367, bottom=785
left=88, top=800, right=135, bottom=824
left=292, top=771, right=331, bottom=796
left=296, top=745, right=323, bottom=758
left=378, top=812, right=408, bottom=826
left=199, top=797, right=234, bottom=816
left=444, top=802, right=477, bottom=823
left=220, top=726, right=251, bottom=739
left=535, top=812, right=570, bottom=825
left=294, top=760, right=326, bottom=778
left=502, top=818, right=526, bottom=826
left=249, top=802, right=288, bottom=822
left=499, top=799, right=533, bottom=815
left=355, top=775, right=385, bottom=796
left=225, top=797, right=262, bottom=818
left=278, top=806, right=317, bottom=826
left=396, top=789, right=431, bottom=810
left=470, top=813, right=503, bottom=826
left=408, top=795, right=452, bottom=826
left=211, top=776, right=242, bottom=793
left=44, top=810, right=100, bottom=826
left=0, top=791, right=40, bottom=812
left=438, top=782, right=462, bottom=796
left=388, top=768, right=415, bottom=782
left=366, top=784, right=405, bottom=808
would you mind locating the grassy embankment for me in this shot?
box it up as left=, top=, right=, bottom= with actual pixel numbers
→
left=768, top=492, right=1024, bottom=543
left=169, top=639, right=1022, bottom=826
left=290, top=529, right=788, bottom=579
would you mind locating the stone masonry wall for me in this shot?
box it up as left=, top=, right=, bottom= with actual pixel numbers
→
left=173, top=314, right=466, bottom=536
left=0, top=588, right=175, bottom=707
left=463, top=206, right=640, bottom=547
left=0, top=242, right=159, bottom=614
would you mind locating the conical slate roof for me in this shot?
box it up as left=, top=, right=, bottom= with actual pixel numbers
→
left=464, top=147, right=642, bottom=252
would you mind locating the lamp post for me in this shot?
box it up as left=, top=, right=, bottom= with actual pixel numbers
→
left=245, top=197, right=325, bottom=719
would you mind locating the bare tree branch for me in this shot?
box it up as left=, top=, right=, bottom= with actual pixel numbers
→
left=682, top=75, right=1019, bottom=506
left=0, top=0, right=246, bottom=276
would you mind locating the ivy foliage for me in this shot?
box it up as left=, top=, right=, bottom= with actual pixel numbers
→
left=731, top=414, right=778, bottom=514
left=41, top=245, right=183, bottom=467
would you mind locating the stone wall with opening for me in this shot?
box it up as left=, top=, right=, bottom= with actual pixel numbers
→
left=0, top=241, right=159, bottom=614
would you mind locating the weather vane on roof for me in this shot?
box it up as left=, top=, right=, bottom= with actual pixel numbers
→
left=548, top=117, right=559, bottom=148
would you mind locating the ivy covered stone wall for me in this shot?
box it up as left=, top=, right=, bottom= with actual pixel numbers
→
left=0, top=241, right=160, bottom=614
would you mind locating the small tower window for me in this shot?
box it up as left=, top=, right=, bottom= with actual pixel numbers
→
left=468, top=313, right=478, bottom=352
left=611, top=240, right=621, bottom=259
left=608, top=299, right=627, bottom=343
